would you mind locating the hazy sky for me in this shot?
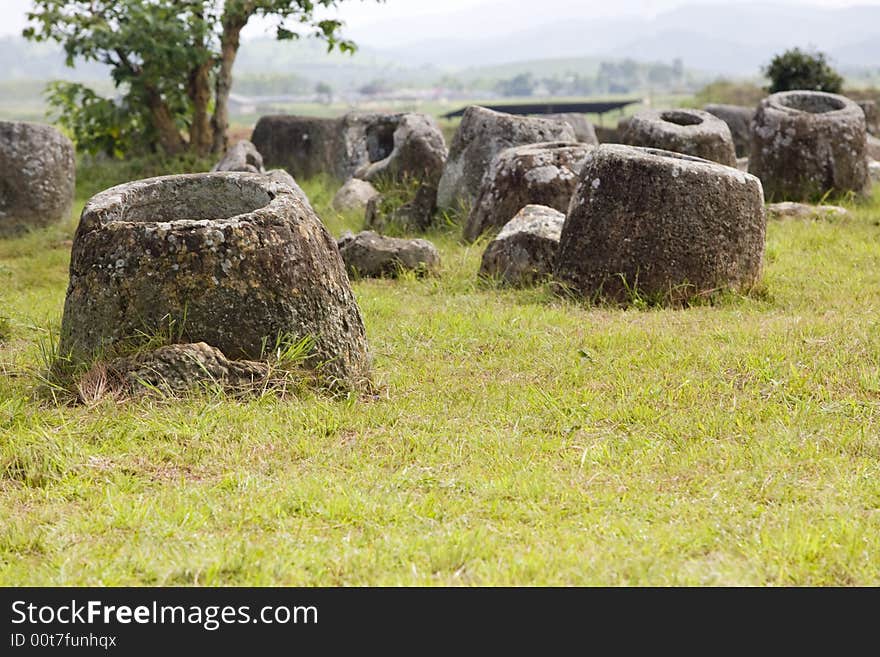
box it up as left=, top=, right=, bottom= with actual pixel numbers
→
left=2, top=0, right=877, bottom=44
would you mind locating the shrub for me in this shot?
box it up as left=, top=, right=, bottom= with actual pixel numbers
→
left=764, top=48, right=843, bottom=94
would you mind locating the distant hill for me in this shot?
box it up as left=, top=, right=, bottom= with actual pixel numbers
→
left=370, top=2, right=880, bottom=76
left=1, top=1, right=878, bottom=89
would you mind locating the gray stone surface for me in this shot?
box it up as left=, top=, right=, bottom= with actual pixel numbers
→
left=867, top=135, right=880, bottom=162
left=436, top=106, right=576, bottom=210
left=480, top=205, right=564, bottom=286
left=704, top=104, right=754, bottom=157
left=108, top=342, right=269, bottom=395
left=594, top=117, right=634, bottom=144
left=545, top=113, right=599, bottom=145
left=749, top=91, right=870, bottom=201
left=857, top=99, right=879, bottom=136
left=211, top=140, right=265, bottom=173
left=337, top=230, right=440, bottom=278
left=0, top=121, right=75, bottom=236
left=252, top=112, right=444, bottom=183
left=765, top=201, right=850, bottom=220
left=252, top=114, right=339, bottom=179
left=354, top=113, right=448, bottom=185
left=463, top=141, right=592, bottom=242
left=332, top=178, right=380, bottom=213
left=60, top=171, right=370, bottom=387
left=622, top=109, right=737, bottom=166
left=869, top=159, right=880, bottom=183
left=556, top=145, right=766, bottom=304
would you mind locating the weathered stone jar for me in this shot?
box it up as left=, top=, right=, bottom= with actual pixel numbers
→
left=621, top=109, right=737, bottom=167
left=436, top=106, right=576, bottom=211
left=463, top=141, right=592, bottom=242
left=0, top=121, right=75, bottom=236
left=59, top=172, right=370, bottom=386
left=749, top=90, right=870, bottom=201
left=555, top=145, right=766, bottom=305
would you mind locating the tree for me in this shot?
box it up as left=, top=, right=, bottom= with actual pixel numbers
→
left=315, top=81, right=333, bottom=103
left=24, top=1, right=378, bottom=157
left=496, top=73, right=535, bottom=98
left=764, top=48, right=843, bottom=94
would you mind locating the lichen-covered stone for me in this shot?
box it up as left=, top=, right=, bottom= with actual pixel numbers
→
left=354, top=113, right=448, bottom=185
left=337, top=230, right=440, bottom=278
left=211, top=140, right=265, bottom=173
left=556, top=145, right=766, bottom=304
left=765, top=201, right=850, bottom=221
left=622, top=109, right=737, bottom=166
left=704, top=104, right=754, bottom=157
left=463, top=141, right=592, bottom=242
left=545, top=113, right=599, bottom=145
left=749, top=91, right=869, bottom=201
left=436, top=106, right=576, bottom=210
left=108, top=342, right=270, bottom=394
left=480, top=205, right=564, bottom=286
left=59, top=172, right=370, bottom=387
left=332, top=178, right=380, bottom=213
left=0, top=121, right=75, bottom=235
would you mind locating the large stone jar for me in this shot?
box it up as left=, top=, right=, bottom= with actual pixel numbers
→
left=0, top=121, right=75, bottom=236
left=621, top=109, right=737, bottom=167
left=556, top=145, right=766, bottom=305
left=749, top=90, right=870, bottom=201
left=59, top=172, right=370, bottom=386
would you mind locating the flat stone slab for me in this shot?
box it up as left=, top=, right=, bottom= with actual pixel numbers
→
left=337, top=230, right=440, bottom=278
left=107, top=342, right=270, bottom=396
left=766, top=201, right=850, bottom=220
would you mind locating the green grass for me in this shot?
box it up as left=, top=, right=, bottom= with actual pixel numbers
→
left=1, top=161, right=879, bottom=586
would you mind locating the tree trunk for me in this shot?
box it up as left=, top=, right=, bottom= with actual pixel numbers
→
left=146, top=87, right=187, bottom=156
left=189, top=60, right=214, bottom=157
left=211, top=15, right=247, bottom=155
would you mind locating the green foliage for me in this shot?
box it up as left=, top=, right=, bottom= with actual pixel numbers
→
left=24, top=1, right=381, bottom=155
left=45, top=81, right=152, bottom=158
left=0, top=315, right=10, bottom=343
left=764, top=48, right=844, bottom=94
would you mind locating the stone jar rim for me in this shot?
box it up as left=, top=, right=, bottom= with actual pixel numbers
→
left=77, top=172, right=299, bottom=235
left=632, top=109, right=727, bottom=135
left=593, top=144, right=760, bottom=182
left=765, top=90, right=859, bottom=118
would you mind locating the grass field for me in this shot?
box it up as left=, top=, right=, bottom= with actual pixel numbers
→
left=1, top=161, right=879, bottom=586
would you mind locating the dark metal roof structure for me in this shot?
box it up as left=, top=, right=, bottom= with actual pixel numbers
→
left=441, top=100, right=641, bottom=119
